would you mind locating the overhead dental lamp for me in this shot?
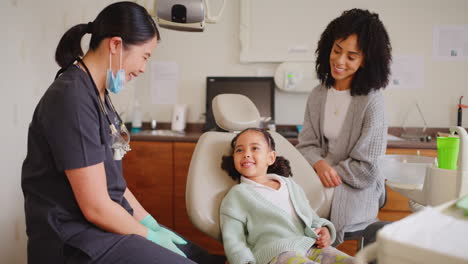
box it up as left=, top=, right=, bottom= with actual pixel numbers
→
left=155, top=0, right=225, bottom=32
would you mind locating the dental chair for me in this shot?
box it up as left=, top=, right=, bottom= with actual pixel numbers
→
left=185, top=94, right=369, bottom=254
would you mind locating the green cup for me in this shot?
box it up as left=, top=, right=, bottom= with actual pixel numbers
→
left=437, top=137, right=460, bottom=170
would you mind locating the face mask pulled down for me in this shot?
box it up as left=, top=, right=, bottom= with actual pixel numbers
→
left=106, top=43, right=125, bottom=94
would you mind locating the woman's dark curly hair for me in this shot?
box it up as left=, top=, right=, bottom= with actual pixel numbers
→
left=221, top=128, right=292, bottom=182
left=316, top=8, right=392, bottom=96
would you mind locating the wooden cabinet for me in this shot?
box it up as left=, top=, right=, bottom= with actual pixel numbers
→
left=122, top=141, right=174, bottom=228
left=378, top=186, right=412, bottom=221
left=173, top=142, right=225, bottom=255
left=123, top=141, right=224, bottom=255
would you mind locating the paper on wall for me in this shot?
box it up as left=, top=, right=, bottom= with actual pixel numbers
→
left=433, top=25, right=468, bottom=61
left=388, top=55, right=425, bottom=90
left=150, top=61, right=179, bottom=104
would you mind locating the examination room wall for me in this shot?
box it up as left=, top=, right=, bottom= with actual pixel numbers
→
left=112, top=0, right=468, bottom=128
left=1, top=1, right=118, bottom=263
left=1, top=0, right=468, bottom=263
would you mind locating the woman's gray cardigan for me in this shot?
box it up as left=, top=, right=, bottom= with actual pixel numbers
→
left=296, top=85, right=387, bottom=245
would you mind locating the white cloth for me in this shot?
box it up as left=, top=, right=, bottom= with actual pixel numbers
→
left=323, top=88, right=351, bottom=141
left=324, top=88, right=352, bottom=163
left=241, top=174, right=301, bottom=223
left=379, top=206, right=468, bottom=260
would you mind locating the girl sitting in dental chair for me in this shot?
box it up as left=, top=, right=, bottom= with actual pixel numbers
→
left=220, top=128, right=356, bottom=264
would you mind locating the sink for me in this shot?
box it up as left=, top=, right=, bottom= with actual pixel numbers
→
left=135, top=130, right=186, bottom=137
left=379, top=155, right=435, bottom=186
left=379, top=127, right=468, bottom=207
left=379, top=155, right=436, bottom=205
left=379, top=154, right=459, bottom=206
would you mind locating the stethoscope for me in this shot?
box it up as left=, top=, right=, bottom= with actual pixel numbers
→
left=54, top=58, right=131, bottom=160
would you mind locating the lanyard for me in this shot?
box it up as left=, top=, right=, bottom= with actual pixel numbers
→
left=54, top=58, right=131, bottom=160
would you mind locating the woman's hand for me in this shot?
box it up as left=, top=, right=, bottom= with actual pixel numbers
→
left=313, top=160, right=342, bottom=187
left=314, top=227, right=331, bottom=248
left=147, top=228, right=187, bottom=257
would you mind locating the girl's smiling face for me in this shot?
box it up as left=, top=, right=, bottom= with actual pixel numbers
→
left=233, top=130, right=276, bottom=181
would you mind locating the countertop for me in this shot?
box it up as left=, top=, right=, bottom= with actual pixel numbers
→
left=129, top=125, right=441, bottom=150
left=131, top=130, right=203, bottom=143
left=386, top=140, right=436, bottom=149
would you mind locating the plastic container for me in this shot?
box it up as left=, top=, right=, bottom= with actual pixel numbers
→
left=437, top=137, right=460, bottom=170
left=171, top=104, right=187, bottom=132
left=131, top=101, right=142, bottom=133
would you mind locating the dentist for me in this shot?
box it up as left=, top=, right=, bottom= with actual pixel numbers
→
left=21, top=2, right=223, bottom=263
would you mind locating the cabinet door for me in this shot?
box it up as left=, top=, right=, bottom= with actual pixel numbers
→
left=173, top=142, right=225, bottom=255
left=123, top=141, right=174, bottom=228
left=378, top=185, right=412, bottom=221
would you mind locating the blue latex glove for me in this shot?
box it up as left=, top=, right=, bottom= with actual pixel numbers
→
left=140, top=214, right=161, bottom=231
left=147, top=228, right=188, bottom=257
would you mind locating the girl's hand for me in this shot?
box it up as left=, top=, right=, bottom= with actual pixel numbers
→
left=314, top=227, right=331, bottom=248
left=313, top=160, right=342, bottom=187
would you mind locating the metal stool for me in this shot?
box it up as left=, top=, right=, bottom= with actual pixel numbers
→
left=343, top=229, right=365, bottom=251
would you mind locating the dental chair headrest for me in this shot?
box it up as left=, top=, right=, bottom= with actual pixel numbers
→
left=212, top=94, right=261, bottom=132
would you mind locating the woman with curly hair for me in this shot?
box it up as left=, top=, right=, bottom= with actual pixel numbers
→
left=220, top=128, right=356, bottom=264
left=296, top=8, right=392, bottom=245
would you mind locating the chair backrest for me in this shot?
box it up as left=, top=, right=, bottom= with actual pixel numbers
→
left=212, top=93, right=261, bottom=131
left=186, top=94, right=333, bottom=241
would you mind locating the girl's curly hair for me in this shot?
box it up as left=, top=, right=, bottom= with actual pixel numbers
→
left=221, top=128, right=292, bottom=182
left=316, top=8, right=392, bottom=96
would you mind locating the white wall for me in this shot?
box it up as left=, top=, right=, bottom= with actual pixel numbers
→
left=1, top=1, right=115, bottom=263
left=120, top=0, right=468, bottom=128
left=1, top=0, right=467, bottom=263
left=113, top=0, right=306, bottom=126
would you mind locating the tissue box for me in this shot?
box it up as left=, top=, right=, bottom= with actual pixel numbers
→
left=356, top=200, right=468, bottom=264
left=373, top=200, right=468, bottom=264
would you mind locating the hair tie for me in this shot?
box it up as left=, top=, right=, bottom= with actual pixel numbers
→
left=86, top=22, right=93, bottom=34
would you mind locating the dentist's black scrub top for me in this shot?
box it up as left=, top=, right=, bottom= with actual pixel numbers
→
left=21, top=65, right=132, bottom=262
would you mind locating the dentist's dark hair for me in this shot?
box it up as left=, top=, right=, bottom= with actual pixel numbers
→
left=221, top=128, right=292, bottom=182
left=55, top=1, right=160, bottom=68
left=315, top=8, right=392, bottom=96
